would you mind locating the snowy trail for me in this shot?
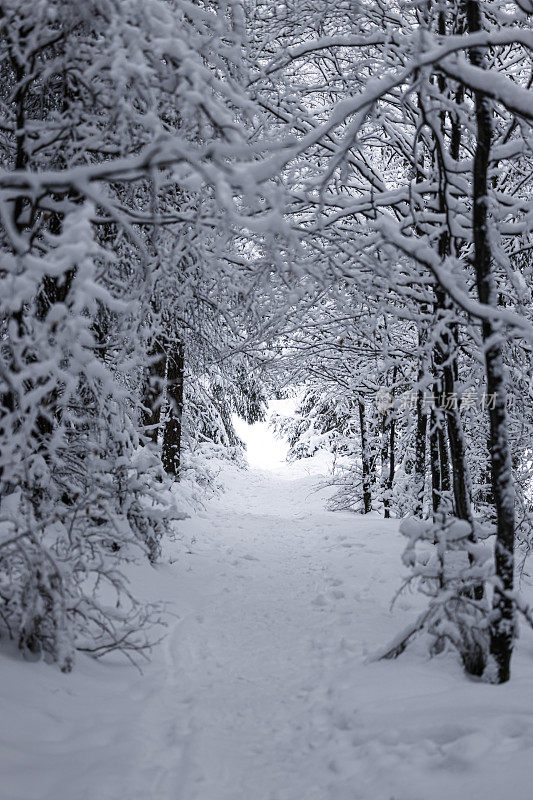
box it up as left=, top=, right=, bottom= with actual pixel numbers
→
left=143, top=465, right=533, bottom=800
left=165, top=469, right=369, bottom=800
left=3, top=461, right=533, bottom=800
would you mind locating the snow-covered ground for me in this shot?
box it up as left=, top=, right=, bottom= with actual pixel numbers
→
left=2, top=439, right=533, bottom=800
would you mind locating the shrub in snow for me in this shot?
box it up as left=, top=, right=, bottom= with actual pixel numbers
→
left=377, top=517, right=493, bottom=676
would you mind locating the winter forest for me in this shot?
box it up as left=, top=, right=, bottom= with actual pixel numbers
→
left=1, top=0, right=533, bottom=798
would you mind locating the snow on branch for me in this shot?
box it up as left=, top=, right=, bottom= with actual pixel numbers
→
left=376, top=217, right=533, bottom=344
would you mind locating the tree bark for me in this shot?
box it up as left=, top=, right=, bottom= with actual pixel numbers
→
left=414, top=328, right=429, bottom=517
left=465, top=0, right=516, bottom=683
left=358, top=399, right=372, bottom=514
left=161, top=341, right=185, bottom=477
left=429, top=407, right=442, bottom=517
left=381, top=410, right=396, bottom=520
left=381, top=367, right=397, bottom=519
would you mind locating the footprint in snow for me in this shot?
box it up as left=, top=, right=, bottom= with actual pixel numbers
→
left=312, top=594, right=328, bottom=607
left=331, top=589, right=345, bottom=599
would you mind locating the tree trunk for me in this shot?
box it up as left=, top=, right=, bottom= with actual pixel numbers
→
left=465, top=0, right=516, bottom=683
left=381, top=412, right=391, bottom=518
left=414, top=328, right=429, bottom=517
left=381, top=368, right=397, bottom=519
left=429, top=407, right=442, bottom=517
left=437, top=408, right=451, bottom=508
left=432, top=291, right=472, bottom=522
left=429, top=366, right=452, bottom=518
left=435, top=4, right=481, bottom=599
left=435, top=17, right=473, bottom=528
left=443, top=367, right=473, bottom=525
left=161, top=341, right=185, bottom=477
left=358, top=399, right=372, bottom=514
left=381, top=409, right=396, bottom=520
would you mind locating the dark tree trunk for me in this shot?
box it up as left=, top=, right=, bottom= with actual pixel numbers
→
left=161, top=341, right=185, bottom=477
left=381, top=412, right=390, bottom=518
left=437, top=408, right=451, bottom=506
left=465, top=0, right=516, bottom=683
left=381, top=368, right=397, bottom=519
left=414, top=354, right=428, bottom=517
left=358, top=399, right=372, bottom=514
left=435, top=4, right=481, bottom=600
left=432, top=291, right=471, bottom=522
left=430, top=368, right=452, bottom=518
left=443, top=363, right=473, bottom=525
left=435, top=32, right=473, bottom=528
left=381, top=410, right=396, bottom=520
left=429, top=408, right=442, bottom=517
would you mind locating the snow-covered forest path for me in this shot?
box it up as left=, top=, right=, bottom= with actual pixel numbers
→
left=127, top=463, right=533, bottom=800
left=161, top=465, right=402, bottom=800
left=3, top=460, right=533, bottom=800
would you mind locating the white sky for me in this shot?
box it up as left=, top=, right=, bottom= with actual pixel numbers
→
left=232, top=397, right=298, bottom=470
